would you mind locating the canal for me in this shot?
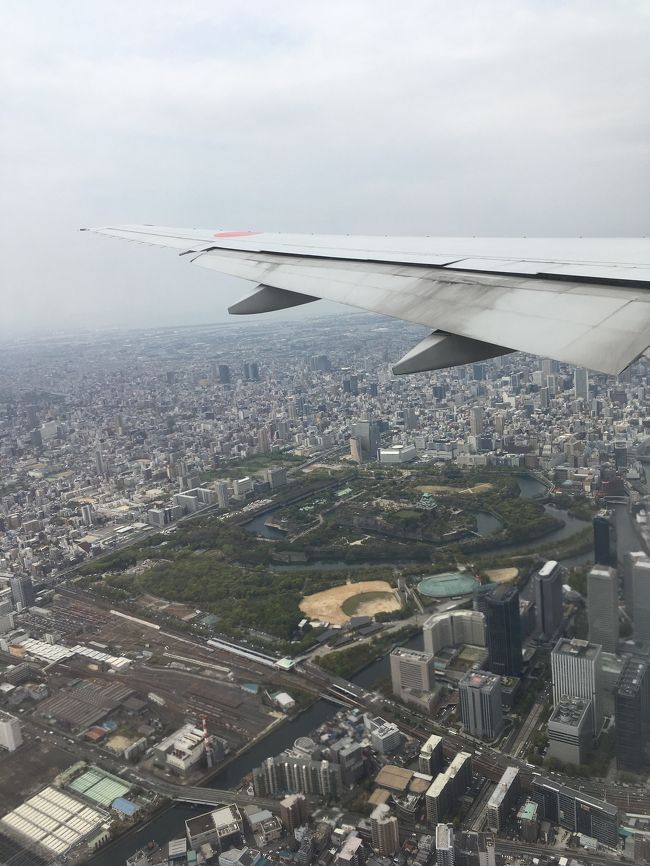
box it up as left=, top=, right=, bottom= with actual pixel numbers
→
left=90, top=631, right=424, bottom=865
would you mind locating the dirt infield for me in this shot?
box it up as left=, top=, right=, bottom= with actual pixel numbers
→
left=485, top=567, right=519, bottom=583
left=417, top=482, right=493, bottom=495
left=300, top=580, right=401, bottom=625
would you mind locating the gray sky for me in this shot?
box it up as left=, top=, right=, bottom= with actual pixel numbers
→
left=1, top=1, right=649, bottom=336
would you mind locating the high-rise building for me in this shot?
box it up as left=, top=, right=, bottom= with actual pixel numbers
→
left=587, top=566, right=619, bottom=653
left=370, top=804, right=400, bottom=856
left=9, top=575, right=35, bottom=610
left=574, top=367, right=589, bottom=400
left=390, top=647, right=435, bottom=700
left=547, top=696, right=593, bottom=765
left=534, top=560, right=563, bottom=640
left=218, top=364, right=231, bottom=384
left=349, top=436, right=364, bottom=464
left=486, top=585, right=522, bottom=677
left=418, top=734, right=443, bottom=775
left=215, top=481, right=230, bottom=509
left=436, top=824, right=454, bottom=866
left=593, top=511, right=612, bottom=565
left=631, top=557, right=650, bottom=641
left=469, top=407, right=484, bottom=436
left=351, top=419, right=380, bottom=460
left=0, top=711, right=22, bottom=752
left=622, top=551, right=647, bottom=619
left=280, top=794, right=310, bottom=834
left=530, top=778, right=617, bottom=848
left=614, top=657, right=649, bottom=770
left=425, top=753, right=472, bottom=825
left=551, top=638, right=603, bottom=732
left=486, top=767, right=519, bottom=832
left=459, top=671, right=503, bottom=739
left=243, top=362, right=260, bottom=381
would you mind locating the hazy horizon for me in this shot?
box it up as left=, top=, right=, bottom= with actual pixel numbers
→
left=2, top=1, right=649, bottom=336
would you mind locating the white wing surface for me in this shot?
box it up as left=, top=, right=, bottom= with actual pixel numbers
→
left=84, top=226, right=650, bottom=375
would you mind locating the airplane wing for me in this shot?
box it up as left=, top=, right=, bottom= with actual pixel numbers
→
left=83, top=225, right=650, bottom=376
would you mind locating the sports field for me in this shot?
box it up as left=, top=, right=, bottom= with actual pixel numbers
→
left=299, top=580, right=401, bottom=625
left=416, top=482, right=493, bottom=495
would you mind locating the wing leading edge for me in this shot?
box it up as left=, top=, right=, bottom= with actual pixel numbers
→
left=84, top=226, right=650, bottom=376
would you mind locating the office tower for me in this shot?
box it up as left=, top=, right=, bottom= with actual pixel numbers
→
left=419, top=734, right=443, bottom=775
left=94, top=446, right=105, bottom=477
left=592, top=511, right=612, bottom=565
left=486, top=585, right=522, bottom=677
left=257, top=428, right=271, bottom=454
left=551, top=638, right=602, bottom=732
left=547, top=696, right=593, bottom=765
left=436, top=824, right=454, bottom=866
left=574, top=367, right=589, bottom=400
left=10, top=575, right=35, bottom=610
left=215, top=481, right=230, bottom=509
left=280, top=794, right=310, bottom=833
left=614, top=657, right=649, bottom=770
left=370, top=804, right=400, bottom=856
left=264, top=467, right=287, bottom=490
left=248, top=362, right=260, bottom=381
left=534, top=560, right=563, bottom=640
left=459, top=671, right=503, bottom=739
left=364, top=715, right=403, bottom=754
left=390, top=647, right=435, bottom=698
left=351, top=419, right=380, bottom=460
left=486, top=767, right=519, bottom=832
left=614, top=442, right=628, bottom=470
left=632, top=557, right=650, bottom=641
left=218, top=364, right=231, bottom=384
left=587, top=566, right=619, bottom=653
left=623, top=551, right=647, bottom=618
left=539, top=387, right=549, bottom=409
left=0, top=711, right=22, bottom=751
left=469, top=407, right=484, bottom=436
left=349, top=436, right=364, bottom=464
left=494, top=413, right=505, bottom=436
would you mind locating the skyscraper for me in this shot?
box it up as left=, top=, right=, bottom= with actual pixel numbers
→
left=574, top=367, right=589, bottom=400
left=351, top=419, right=380, bottom=460
left=632, top=557, right=650, bottom=641
left=592, top=511, right=612, bottom=565
left=469, top=407, right=484, bottom=436
left=551, top=638, right=602, bottom=732
left=534, top=560, right=563, bottom=640
left=418, top=734, right=443, bottom=775
left=486, top=585, right=522, bottom=677
left=622, top=551, right=647, bottom=618
left=459, top=671, right=503, bottom=739
left=218, top=364, right=231, bottom=384
left=9, top=575, right=35, bottom=610
left=587, top=566, right=619, bottom=653
left=614, top=657, right=649, bottom=770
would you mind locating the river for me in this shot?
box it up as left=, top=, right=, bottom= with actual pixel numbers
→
left=90, top=632, right=424, bottom=865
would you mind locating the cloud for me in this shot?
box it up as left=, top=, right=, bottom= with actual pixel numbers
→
left=1, top=1, right=648, bottom=335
